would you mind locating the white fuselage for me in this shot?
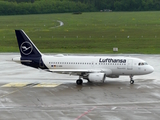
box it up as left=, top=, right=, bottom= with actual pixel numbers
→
left=42, top=55, right=154, bottom=76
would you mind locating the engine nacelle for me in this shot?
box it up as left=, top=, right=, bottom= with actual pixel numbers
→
left=87, top=73, right=106, bottom=83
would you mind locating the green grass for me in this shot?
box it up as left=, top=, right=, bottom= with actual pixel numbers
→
left=0, top=11, right=160, bottom=54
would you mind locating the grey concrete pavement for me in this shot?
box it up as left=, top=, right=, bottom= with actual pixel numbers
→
left=0, top=53, right=159, bottom=120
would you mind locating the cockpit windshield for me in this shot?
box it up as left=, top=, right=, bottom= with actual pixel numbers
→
left=138, top=62, right=148, bottom=66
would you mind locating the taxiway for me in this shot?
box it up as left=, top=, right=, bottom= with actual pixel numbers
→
left=0, top=53, right=160, bottom=120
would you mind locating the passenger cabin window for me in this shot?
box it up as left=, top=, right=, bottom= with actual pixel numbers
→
left=138, top=62, right=148, bottom=66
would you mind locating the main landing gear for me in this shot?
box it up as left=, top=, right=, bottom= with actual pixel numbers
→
left=130, top=75, right=134, bottom=84
left=76, top=77, right=83, bottom=85
left=76, top=79, right=83, bottom=85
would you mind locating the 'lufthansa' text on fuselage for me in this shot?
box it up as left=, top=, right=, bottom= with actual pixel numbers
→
left=99, top=58, right=126, bottom=63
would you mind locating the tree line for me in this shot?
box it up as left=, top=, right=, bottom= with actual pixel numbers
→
left=0, top=0, right=159, bottom=15
left=0, top=0, right=95, bottom=15
left=70, top=0, right=160, bottom=11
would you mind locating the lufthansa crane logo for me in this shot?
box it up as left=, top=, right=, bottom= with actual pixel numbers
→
left=20, top=42, right=33, bottom=55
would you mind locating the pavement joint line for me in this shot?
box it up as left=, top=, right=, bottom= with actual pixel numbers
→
left=68, top=101, right=160, bottom=106
left=25, top=82, right=39, bottom=87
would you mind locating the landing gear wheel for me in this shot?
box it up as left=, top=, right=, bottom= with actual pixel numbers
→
left=130, top=75, right=134, bottom=84
left=130, top=80, right=134, bottom=84
left=76, top=79, right=83, bottom=85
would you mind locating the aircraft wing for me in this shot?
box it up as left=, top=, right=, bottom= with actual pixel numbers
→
left=48, top=69, right=112, bottom=75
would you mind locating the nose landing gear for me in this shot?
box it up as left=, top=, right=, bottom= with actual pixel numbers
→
left=130, top=75, right=134, bottom=84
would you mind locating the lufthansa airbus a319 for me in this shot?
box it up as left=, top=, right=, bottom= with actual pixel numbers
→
left=12, top=30, right=154, bottom=85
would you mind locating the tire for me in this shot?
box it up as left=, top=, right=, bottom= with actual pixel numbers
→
left=76, top=79, right=83, bottom=85
left=130, top=80, right=134, bottom=84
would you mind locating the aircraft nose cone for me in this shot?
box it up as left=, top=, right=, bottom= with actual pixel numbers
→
left=148, top=66, right=154, bottom=73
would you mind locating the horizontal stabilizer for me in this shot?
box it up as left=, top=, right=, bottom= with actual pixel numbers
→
left=12, top=57, right=32, bottom=63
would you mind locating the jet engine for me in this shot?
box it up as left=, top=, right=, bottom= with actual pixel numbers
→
left=85, top=73, right=106, bottom=83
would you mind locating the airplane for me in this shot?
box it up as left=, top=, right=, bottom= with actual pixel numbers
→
left=12, top=30, right=154, bottom=85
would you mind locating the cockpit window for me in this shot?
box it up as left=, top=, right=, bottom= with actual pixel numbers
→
left=138, top=62, right=148, bottom=66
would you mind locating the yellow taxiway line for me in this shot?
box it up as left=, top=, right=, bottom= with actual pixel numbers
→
left=34, top=83, right=60, bottom=87
left=1, top=82, right=29, bottom=87
left=1, top=83, right=60, bottom=88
